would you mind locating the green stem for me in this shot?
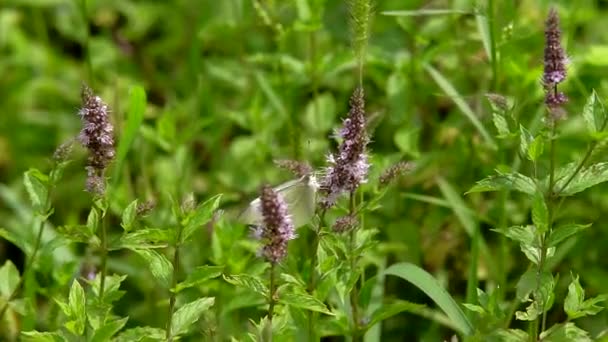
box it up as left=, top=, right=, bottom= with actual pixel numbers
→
left=78, top=0, right=94, bottom=87
left=488, top=0, right=498, bottom=90
left=98, top=207, right=108, bottom=300
left=534, top=121, right=557, bottom=340
left=266, top=262, right=277, bottom=342
left=166, top=229, right=183, bottom=341
left=307, top=209, right=325, bottom=342
left=348, top=192, right=360, bottom=341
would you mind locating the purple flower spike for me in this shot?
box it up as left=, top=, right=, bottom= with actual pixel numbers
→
left=258, top=185, right=296, bottom=264
left=543, top=8, right=568, bottom=110
left=321, top=87, right=370, bottom=207
left=78, top=85, right=115, bottom=195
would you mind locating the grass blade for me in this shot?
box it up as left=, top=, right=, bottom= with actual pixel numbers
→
left=113, top=86, right=146, bottom=182
left=385, top=262, right=473, bottom=336
left=424, top=63, right=497, bottom=149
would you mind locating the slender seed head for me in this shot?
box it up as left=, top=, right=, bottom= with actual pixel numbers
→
left=274, top=159, right=313, bottom=178
left=333, top=215, right=358, bottom=233
left=379, top=161, right=414, bottom=186
left=256, top=185, right=296, bottom=264
left=78, top=84, right=115, bottom=195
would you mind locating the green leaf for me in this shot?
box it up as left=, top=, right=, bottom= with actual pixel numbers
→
left=171, top=297, right=215, bottom=336
left=547, top=223, right=590, bottom=248
left=516, top=269, right=537, bottom=302
left=557, top=162, right=608, bottom=196
left=181, top=195, right=222, bottom=243
left=114, top=86, right=146, bottom=182
left=21, top=331, right=66, bottom=342
left=121, top=199, right=139, bottom=232
left=223, top=274, right=268, bottom=297
left=492, top=225, right=536, bottom=246
left=564, top=274, right=607, bottom=319
left=531, top=193, right=548, bottom=234
left=131, top=249, right=173, bottom=288
left=174, top=265, right=224, bottom=292
left=0, top=260, right=20, bottom=297
left=91, top=317, right=129, bottom=342
left=116, top=229, right=171, bottom=250
left=56, top=224, right=97, bottom=244
left=515, top=300, right=541, bottom=321
left=582, top=90, right=606, bottom=134
left=385, top=262, right=473, bottom=335
left=492, top=112, right=511, bottom=138
left=87, top=207, right=99, bottom=235
left=424, top=63, right=496, bottom=149
left=393, top=127, right=421, bottom=158
left=114, top=327, right=166, bottom=342
left=303, top=93, right=336, bottom=133
left=493, top=329, right=529, bottom=342
left=467, top=171, right=536, bottom=195
left=279, top=292, right=334, bottom=315
left=540, top=323, right=592, bottom=342
left=527, top=136, right=544, bottom=162
left=67, top=280, right=86, bottom=335
left=519, top=126, right=533, bottom=159
left=367, top=300, right=426, bottom=328
left=382, top=9, right=472, bottom=16
left=23, top=169, right=48, bottom=213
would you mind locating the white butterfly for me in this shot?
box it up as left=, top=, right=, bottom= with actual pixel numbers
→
left=238, top=174, right=319, bottom=228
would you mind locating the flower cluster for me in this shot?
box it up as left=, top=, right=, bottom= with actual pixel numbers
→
left=78, top=85, right=115, bottom=195
left=543, top=8, right=568, bottom=111
left=254, top=185, right=296, bottom=263
left=320, top=87, right=370, bottom=207
left=332, top=215, right=358, bottom=233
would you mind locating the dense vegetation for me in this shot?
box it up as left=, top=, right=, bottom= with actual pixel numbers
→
left=2, top=0, right=608, bottom=341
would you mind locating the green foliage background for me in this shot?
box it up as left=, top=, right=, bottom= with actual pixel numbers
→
left=2, top=0, right=608, bottom=340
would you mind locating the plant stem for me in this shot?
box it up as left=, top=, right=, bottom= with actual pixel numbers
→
left=348, top=192, right=360, bottom=341
left=266, top=262, right=277, bottom=342
left=98, top=207, right=108, bottom=300
left=307, top=209, right=326, bottom=341
left=166, top=230, right=182, bottom=341
left=534, top=121, right=557, bottom=340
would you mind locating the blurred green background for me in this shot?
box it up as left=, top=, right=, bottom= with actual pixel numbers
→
left=2, top=0, right=608, bottom=340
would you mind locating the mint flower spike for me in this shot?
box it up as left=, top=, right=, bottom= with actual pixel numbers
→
left=543, top=7, right=568, bottom=109
left=78, top=84, right=115, bottom=195
left=255, top=184, right=296, bottom=264
left=321, top=86, right=370, bottom=208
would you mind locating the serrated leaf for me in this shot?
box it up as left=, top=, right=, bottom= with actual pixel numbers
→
left=385, top=263, right=473, bottom=335
left=87, top=207, right=99, bottom=235
left=20, top=331, right=66, bottom=342
left=279, top=292, right=334, bottom=315
left=0, top=260, right=20, bottom=297
left=368, top=300, right=426, bottom=327
left=492, top=113, right=511, bottom=138
left=91, top=317, right=129, bottom=342
left=174, top=265, right=224, bottom=292
left=557, top=162, right=608, bottom=196
left=131, top=249, right=173, bottom=288
left=116, top=229, right=171, bottom=250
left=114, top=326, right=166, bottom=342
left=531, top=193, right=548, bottom=234
left=23, top=169, right=48, bottom=213
left=56, top=225, right=97, bottom=244
left=171, top=297, right=215, bottom=336
left=492, top=225, right=536, bottom=246
left=493, top=329, right=529, bottom=341
left=515, top=300, right=540, bottom=321
left=582, top=90, right=606, bottom=134
left=67, top=280, right=86, bottom=335
left=519, top=126, right=533, bottom=158
left=540, top=322, right=592, bottom=342
left=223, top=274, right=268, bottom=297
left=547, top=223, right=590, bottom=248
left=527, top=136, right=544, bottom=162
left=516, top=269, right=537, bottom=302
left=181, top=195, right=221, bottom=243
left=462, top=303, right=486, bottom=314
left=121, top=200, right=139, bottom=232
left=467, top=171, right=536, bottom=195
left=565, top=274, right=607, bottom=319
